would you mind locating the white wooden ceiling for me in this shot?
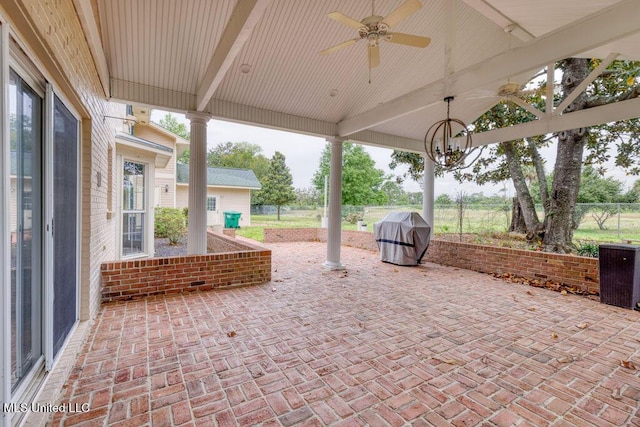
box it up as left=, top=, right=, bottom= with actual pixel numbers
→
left=83, top=0, right=640, bottom=153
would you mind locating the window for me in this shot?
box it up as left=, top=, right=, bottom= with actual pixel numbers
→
left=122, top=161, right=146, bottom=256
left=207, top=196, right=217, bottom=211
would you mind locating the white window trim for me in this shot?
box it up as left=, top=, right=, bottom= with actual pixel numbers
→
left=117, top=154, right=155, bottom=259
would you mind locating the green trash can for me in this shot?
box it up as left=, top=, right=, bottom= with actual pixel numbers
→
left=223, top=211, right=242, bottom=228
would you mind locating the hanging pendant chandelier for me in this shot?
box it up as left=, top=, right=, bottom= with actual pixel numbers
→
left=424, top=96, right=473, bottom=169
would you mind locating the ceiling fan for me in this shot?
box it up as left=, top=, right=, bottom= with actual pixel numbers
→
left=320, top=0, right=431, bottom=79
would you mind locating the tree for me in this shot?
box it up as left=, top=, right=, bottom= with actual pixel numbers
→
left=312, top=142, right=386, bottom=206
left=260, top=152, right=296, bottom=220
left=158, top=113, right=190, bottom=140
left=575, top=166, right=625, bottom=230
left=435, top=194, right=453, bottom=205
left=206, top=142, right=271, bottom=204
left=390, top=58, right=640, bottom=253
left=380, top=180, right=409, bottom=205
left=293, top=187, right=321, bottom=208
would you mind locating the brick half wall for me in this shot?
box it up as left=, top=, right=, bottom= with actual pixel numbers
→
left=264, top=228, right=600, bottom=293
left=101, top=231, right=271, bottom=303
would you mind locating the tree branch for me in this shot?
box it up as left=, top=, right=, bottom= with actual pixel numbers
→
left=585, top=85, right=640, bottom=108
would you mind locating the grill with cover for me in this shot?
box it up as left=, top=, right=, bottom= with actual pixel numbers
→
left=373, top=212, right=431, bottom=266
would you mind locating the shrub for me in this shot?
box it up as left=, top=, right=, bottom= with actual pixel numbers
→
left=576, top=240, right=599, bottom=258
left=155, top=207, right=187, bottom=244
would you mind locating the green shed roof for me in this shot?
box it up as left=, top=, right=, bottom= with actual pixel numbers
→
left=176, top=163, right=261, bottom=189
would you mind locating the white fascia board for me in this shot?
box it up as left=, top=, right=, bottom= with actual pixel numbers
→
left=460, top=0, right=534, bottom=42
left=472, top=96, right=640, bottom=147
left=348, top=130, right=424, bottom=154
left=110, top=79, right=197, bottom=113
left=195, top=0, right=271, bottom=111
left=74, top=0, right=110, bottom=97
left=338, top=0, right=640, bottom=137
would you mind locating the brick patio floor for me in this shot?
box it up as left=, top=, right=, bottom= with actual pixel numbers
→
left=50, top=242, right=640, bottom=426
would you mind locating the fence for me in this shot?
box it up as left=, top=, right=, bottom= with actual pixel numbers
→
left=250, top=203, right=640, bottom=243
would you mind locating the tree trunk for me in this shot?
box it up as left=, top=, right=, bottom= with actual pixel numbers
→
left=508, top=197, right=527, bottom=233
left=543, top=58, right=590, bottom=253
left=502, top=141, right=542, bottom=233
left=277, top=205, right=281, bottom=221
left=527, top=138, right=550, bottom=219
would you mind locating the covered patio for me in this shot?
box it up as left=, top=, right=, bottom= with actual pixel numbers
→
left=3, top=1, right=640, bottom=426
left=51, top=242, right=640, bottom=426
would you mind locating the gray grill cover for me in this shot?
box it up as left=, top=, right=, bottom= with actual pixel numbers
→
left=374, top=212, right=431, bottom=266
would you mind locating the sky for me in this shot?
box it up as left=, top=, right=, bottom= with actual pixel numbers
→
left=150, top=110, right=632, bottom=198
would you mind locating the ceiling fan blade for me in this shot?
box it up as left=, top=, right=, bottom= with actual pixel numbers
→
left=387, top=32, right=430, bottom=48
left=328, top=11, right=364, bottom=29
left=320, top=38, right=360, bottom=55
left=381, top=0, right=422, bottom=28
left=368, top=45, right=380, bottom=68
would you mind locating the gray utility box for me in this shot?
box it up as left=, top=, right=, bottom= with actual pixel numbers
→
left=599, top=244, right=640, bottom=309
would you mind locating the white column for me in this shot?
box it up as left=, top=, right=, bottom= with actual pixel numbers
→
left=423, top=155, right=435, bottom=239
left=324, top=138, right=344, bottom=270
left=186, top=111, right=211, bottom=254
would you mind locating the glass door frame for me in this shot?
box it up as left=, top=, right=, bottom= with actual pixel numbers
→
left=43, top=84, right=81, bottom=371
left=6, top=49, right=46, bottom=402
left=0, top=22, right=81, bottom=423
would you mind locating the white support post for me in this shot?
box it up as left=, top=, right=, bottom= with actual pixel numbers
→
left=186, top=111, right=211, bottom=255
left=422, top=156, right=435, bottom=239
left=324, top=138, right=344, bottom=270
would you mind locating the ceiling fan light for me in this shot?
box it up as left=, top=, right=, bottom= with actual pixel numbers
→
left=239, top=64, right=252, bottom=74
left=329, top=89, right=339, bottom=97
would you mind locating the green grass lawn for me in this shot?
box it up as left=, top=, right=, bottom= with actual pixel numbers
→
left=238, top=206, right=640, bottom=244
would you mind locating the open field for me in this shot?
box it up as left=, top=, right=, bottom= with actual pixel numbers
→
left=239, top=204, right=640, bottom=244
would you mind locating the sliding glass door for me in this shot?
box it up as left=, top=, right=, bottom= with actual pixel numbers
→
left=9, top=69, right=43, bottom=391
left=52, top=95, right=78, bottom=357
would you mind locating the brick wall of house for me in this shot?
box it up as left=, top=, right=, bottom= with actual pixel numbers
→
left=101, top=235, right=271, bottom=303
left=264, top=228, right=601, bottom=293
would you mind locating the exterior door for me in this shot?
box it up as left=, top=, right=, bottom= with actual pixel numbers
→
left=9, top=69, right=43, bottom=391
left=206, top=195, right=219, bottom=225
left=51, top=94, right=78, bottom=357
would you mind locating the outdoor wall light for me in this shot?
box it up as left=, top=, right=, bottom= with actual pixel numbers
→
left=164, top=184, right=169, bottom=193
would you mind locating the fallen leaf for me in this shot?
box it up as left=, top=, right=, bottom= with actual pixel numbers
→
left=273, top=279, right=283, bottom=283
left=526, top=290, right=534, bottom=296
left=611, top=388, right=622, bottom=400
left=551, top=332, right=558, bottom=339
left=512, top=295, right=519, bottom=302
left=432, top=357, right=459, bottom=365
left=560, top=290, right=568, bottom=296
left=394, top=268, right=399, bottom=273
left=227, top=331, right=237, bottom=338
left=576, top=323, right=588, bottom=329
left=556, top=356, right=572, bottom=363
left=272, top=287, right=277, bottom=292
left=620, top=360, right=637, bottom=370
left=527, top=307, right=536, bottom=311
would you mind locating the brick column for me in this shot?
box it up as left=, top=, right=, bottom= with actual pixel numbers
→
left=186, top=111, right=211, bottom=254
left=423, top=155, right=434, bottom=238
left=324, top=137, right=344, bottom=270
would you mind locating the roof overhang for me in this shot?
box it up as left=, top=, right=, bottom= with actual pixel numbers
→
left=115, top=133, right=173, bottom=168
left=84, top=0, right=640, bottom=152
